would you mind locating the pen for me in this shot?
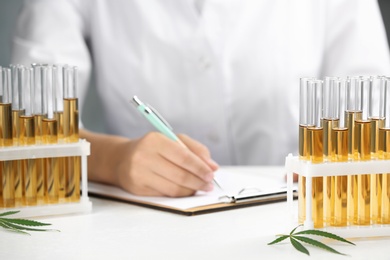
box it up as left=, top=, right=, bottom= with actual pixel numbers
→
left=131, top=95, right=223, bottom=190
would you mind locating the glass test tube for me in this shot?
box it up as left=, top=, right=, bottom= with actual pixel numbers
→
left=53, top=65, right=66, bottom=199
left=298, top=77, right=311, bottom=224
left=379, top=77, right=390, bottom=224
left=11, top=65, right=24, bottom=206
left=18, top=67, right=37, bottom=206
left=63, top=66, right=80, bottom=202
left=354, top=77, right=371, bottom=225
left=0, top=68, right=14, bottom=207
left=32, top=65, right=46, bottom=203
left=307, top=79, right=324, bottom=228
left=369, top=76, right=385, bottom=223
left=345, top=76, right=360, bottom=224
left=329, top=79, right=348, bottom=226
left=322, top=77, right=341, bottom=159
left=322, top=77, right=341, bottom=225
left=41, top=65, right=60, bottom=204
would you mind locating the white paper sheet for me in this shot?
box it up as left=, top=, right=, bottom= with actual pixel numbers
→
left=88, top=168, right=295, bottom=210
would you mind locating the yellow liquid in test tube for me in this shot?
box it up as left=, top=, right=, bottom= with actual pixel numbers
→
left=0, top=103, right=14, bottom=207
left=379, top=128, right=390, bottom=224
left=12, top=110, right=23, bottom=205
left=63, top=98, right=80, bottom=202
left=54, top=111, right=66, bottom=199
left=308, top=127, right=324, bottom=228
left=346, top=111, right=362, bottom=224
left=329, top=127, right=348, bottom=226
left=42, top=118, right=59, bottom=204
left=370, top=117, right=384, bottom=223
left=322, top=118, right=339, bottom=226
left=19, top=115, right=37, bottom=206
left=355, top=120, right=371, bottom=225
left=34, top=114, right=45, bottom=204
left=298, top=124, right=308, bottom=224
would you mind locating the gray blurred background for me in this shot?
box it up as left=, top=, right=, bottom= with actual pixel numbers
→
left=1, top=0, right=389, bottom=133
left=0, top=0, right=105, bottom=132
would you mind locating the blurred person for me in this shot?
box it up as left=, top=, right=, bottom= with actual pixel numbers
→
left=11, top=0, right=390, bottom=197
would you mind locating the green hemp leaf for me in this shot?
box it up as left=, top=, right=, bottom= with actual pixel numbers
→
left=268, top=224, right=355, bottom=256
left=0, top=210, right=58, bottom=235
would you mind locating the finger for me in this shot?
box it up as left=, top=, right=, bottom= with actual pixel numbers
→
left=178, top=134, right=219, bottom=171
left=149, top=153, right=214, bottom=192
left=118, top=155, right=197, bottom=197
left=145, top=170, right=197, bottom=197
left=156, top=135, right=215, bottom=183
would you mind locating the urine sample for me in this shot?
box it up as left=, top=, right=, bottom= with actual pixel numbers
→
left=369, top=76, right=385, bottom=223
left=345, top=77, right=360, bottom=224
left=32, top=65, right=46, bottom=203
left=353, top=77, right=372, bottom=225
left=330, top=127, right=348, bottom=226
left=378, top=77, right=390, bottom=224
left=298, top=77, right=311, bottom=224
left=63, top=66, right=80, bottom=202
left=18, top=67, right=38, bottom=206
left=322, top=77, right=341, bottom=225
left=41, top=65, right=60, bottom=204
left=0, top=68, right=14, bottom=208
left=307, top=79, right=324, bottom=228
left=10, top=65, right=24, bottom=206
left=53, top=65, right=66, bottom=199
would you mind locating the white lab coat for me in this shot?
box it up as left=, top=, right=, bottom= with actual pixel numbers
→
left=11, top=0, right=390, bottom=165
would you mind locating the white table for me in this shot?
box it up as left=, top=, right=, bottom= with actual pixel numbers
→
left=1, top=167, right=389, bottom=260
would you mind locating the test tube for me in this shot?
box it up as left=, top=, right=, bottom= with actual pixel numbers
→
left=379, top=77, right=390, bottom=224
left=11, top=65, right=24, bottom=205
left=0, top=67, right=14, bottom=207
left=369, top=76, right=385, bottom=223
left=307, top=79, right=324, bottom=228
left=298, top=77, right=311, bottom=224
left=322, top=77, right=341, bottom=225
left=41, top=65, right=60, bottom=204
left=63, top=66, right=80, bottom=202
left=32, top=65, right=46, bottom=203
left=345, top=76, right=360, bottom=224
left=18, top=67, right=37, bottom=206
left=53, top=65, right=66, bottom=199
left=354, top=77, right=371, bottom=225
left=329, top=79, right=348, bottom=226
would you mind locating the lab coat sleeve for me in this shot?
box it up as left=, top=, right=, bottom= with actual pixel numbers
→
left=323, top=0, right=390, bottom=76
left=11, top=0, right=91, bottom=127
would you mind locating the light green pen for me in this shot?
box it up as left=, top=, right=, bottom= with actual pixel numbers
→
left=132, top=95, right=179, bottom=142
left=131, top=95, right=222, bottom=190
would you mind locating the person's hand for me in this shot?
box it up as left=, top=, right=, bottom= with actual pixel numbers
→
left=111, top=132, right=219, bottom=197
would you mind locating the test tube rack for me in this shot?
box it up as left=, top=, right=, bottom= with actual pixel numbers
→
left=285, top=154, right=390, bottom=238
left=0, top=139, right=92, bottom=218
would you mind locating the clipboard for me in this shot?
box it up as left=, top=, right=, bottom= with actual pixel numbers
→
left=88, top=167, right=297, bottom=216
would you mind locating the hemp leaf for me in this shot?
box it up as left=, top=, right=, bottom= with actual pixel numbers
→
left=268, top=224, right=355, bottom=256
left=0, top=210, right=58, bottom=235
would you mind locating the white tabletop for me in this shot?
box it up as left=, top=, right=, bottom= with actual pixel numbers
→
left=1, top=166, right=389, bottom=260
